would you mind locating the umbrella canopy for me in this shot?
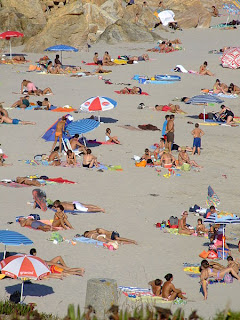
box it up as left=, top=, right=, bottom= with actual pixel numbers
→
left=223, top=3, right=240, bottom=15
left=65, top=119, right=100, bottom=136
left=0, top=230, right=33, bottom=259
left=44, top=45, right=78, bottom=63
left=80, top=96, right=117, bottom=112
left=1, top=254, right=50, bottom=302
left=42, top=114, right=73, bottom=142
left=0, top=31, right=24, bottom=59
left=184, top=95, right=224, bottom=105
left=204, top=212, right=240, bottom=259
left=221, top=47, right=240, bottom=69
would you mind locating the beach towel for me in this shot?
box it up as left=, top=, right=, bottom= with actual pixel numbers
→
left=73, top=236, right=104, bottom=246
left=60, top=161, right=82, bottom=168
left=174, top=65, right=188, bottom=73
left=46, top=177, right=76, bottom=184
left=51, top=107, right=76, bottom=112
left=138, top=124, right=161, bottom=131
left=84, top=63, right=97, bottom=66
left=0, top=181, right=31, bottom=188
left=114, top=91, right=149, bottom=96
left=119, top=286, right=172, bottom=302
left=86, top=140, right=115, bottom=146
left=118, top=125, right=142, bottom=131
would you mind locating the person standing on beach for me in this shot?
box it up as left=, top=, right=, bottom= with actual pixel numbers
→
left=191, top=123, right=204, bottom=155
left=165, top=115, right=174, bottom=151
left=51, top=116, right=67, bottom=153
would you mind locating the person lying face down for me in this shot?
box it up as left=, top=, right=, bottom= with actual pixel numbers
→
left=83, top=228, right=137, bottom=244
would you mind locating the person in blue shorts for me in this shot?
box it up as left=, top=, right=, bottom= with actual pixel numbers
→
left=0, top=114, right=35, bottom=125
left=191, top=123, right=204, bottom=155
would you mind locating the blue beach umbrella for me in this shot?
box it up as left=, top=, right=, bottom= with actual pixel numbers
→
left=44, top=45, right=78, bottom=63
left=0, top=230, right=33, bottom=259
left=65, top=119, right=100, bottom=136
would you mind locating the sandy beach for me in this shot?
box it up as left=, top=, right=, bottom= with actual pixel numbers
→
left=1, top=13, right=240, bottom=319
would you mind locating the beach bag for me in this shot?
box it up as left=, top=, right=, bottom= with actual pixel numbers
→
left=199, top=250, right=209, bottom=259
left=199, top=113, right=208, bottom=120
left=224, top=273, right=233, bottom=284
left=135, top=160, right=147, bottom=167
left=49, top=232, right=63, bottom=243
left=168, top=216, right=178, bottom=228
left=207, top=250, right=218, bottom=259
left=181, top=163, right=191, bottom=171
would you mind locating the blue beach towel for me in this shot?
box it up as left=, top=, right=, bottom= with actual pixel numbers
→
left=73, top=236, right=104, bottom=246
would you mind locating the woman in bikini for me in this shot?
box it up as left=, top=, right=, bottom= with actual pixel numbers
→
left=228, top=83, right=240, bottom=95
left=83, top=228, right=137, bottom=244
left=199, top=61, right=214, bottom=76
left=66, top=150, right=76, bottom=166
left=48, top=147, right=61, bottom=166
left=218, top=105, right=235, bottom=124
left=213, top=79, right=228, bottom=94
left=52, top=205, right=73, bottom=229
left=105, top=128, right=121, bottom=144
left=120, top=86, right=142, bottom=94
left=51, top=116, right=67, bottom=153
left=200, top=260, right=240, bottom=300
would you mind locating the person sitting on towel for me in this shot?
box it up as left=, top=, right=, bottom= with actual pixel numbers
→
left=83, top=228, right=137, bottom=244
left=66, top=150, right=77, bottom=166
left=52, top=205, right=73, bottom=229
left=52, top=200, right=105, bottom=213
left=178, top=147, right=202, bottom=168
left=11, top=95, right=30, bottom=109
left=141, top=148, right=158, bottom=165
left=48, top=147, right=61, bottom=166
left=102, top=51, right=115, bottom=66
left=54, top=54, right=62, bottom=67
left=82, top=148, right=98, bottom=168
left=160, top=149, right=175, bottom=168
left=218, top=105, right=235, bottom=125
left=228, top=83, right=240, bottom=95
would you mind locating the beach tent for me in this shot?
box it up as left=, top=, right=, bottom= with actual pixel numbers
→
left=204, top=212, right=240, bottom=260
left=0, top=230, right=33, bottom=259
left=44, top=45, right=78, bottom=63
left=221, top=47, right=240, bottom=69
left=42, top=114, right=73, bottom=142
left=0, top=31, right=24, bottom=59
left=79, top=96, right=117, bottom=122
left=0, top=254, right=50, bottom=302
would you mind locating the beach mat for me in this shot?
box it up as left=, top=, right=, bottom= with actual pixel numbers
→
left=0, top=181, right=31, bottom=188
left=73, top=236, right=104, bottom=246
left=46, top=177, right=76, bottom=184
left=119, top=286, right=171, bottom=303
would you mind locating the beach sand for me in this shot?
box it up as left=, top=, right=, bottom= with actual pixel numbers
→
left=1, top=15, right=240, bottom=318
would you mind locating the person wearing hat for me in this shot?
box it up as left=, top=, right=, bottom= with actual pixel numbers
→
left=178, top=147, right=202, bottom=168
left=178, top=211, right=195, bottom=235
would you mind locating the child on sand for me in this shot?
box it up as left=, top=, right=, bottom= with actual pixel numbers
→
left=191, top=123, right=204, bottom=155
left=196, top=218, right=208, bottom=236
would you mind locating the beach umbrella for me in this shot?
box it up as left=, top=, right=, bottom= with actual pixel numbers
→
left=44, top=45, right=78, bottom=63
left=204, top=212, right=240, bottom=260
left=221, top=47, right=240, bottom=69
left=65, top=119, right=100, bottom=136
left=0, top=254, right=50, bottom=302
left=0, top=230, right=33, bottom=259
left=223, top=2, right=240, bottom=23
left=79, top=96, right=117, bottom=122
left=0, top=31, right=24, bottom=59
left=42, top=114, right=73, bottom=142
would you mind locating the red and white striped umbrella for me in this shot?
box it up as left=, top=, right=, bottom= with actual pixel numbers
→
left=80, top=96, right=117, bottom=112
left=0, top=254, right=50, bottom=280
left=221, top=47, right=240, bottom=69
left=0, top=254, right=50, bottom=302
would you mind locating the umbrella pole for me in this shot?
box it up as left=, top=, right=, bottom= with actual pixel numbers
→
left=9, top=39, right=12, bottom=60
left=20, top=281, right=24, bottom=303
left=3, top=245, right=6, bottom=259
left=98, top=111, right=100, bottom=123
left=204, top=105, right=206, bottom=122
left=223, top=226, right=225, bottom=260
left=82, top=134, right=87, bottom=147
left=61, top=51, right=62, bottom=64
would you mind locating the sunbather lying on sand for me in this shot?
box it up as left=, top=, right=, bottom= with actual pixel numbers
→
left=178, top=211, right=195, bottom=235
left=52, top=200, right=105, bottom=213
left=48, top=147, right=61, bottom=166
left=36, top=98, right=52, bottom=110
left=128, top=54, right=149, bottom=61
left=16, top=177, right=42, bottom=186
left=19, top=217, right=55, bottom=232
left=95, top=61, right=112, bottom=73
left=228, top=83, right=240, bottom=95
left=83, top=228, right=137, bottom=244
left=52, top=205, right=73, bottom=229
left=200, top=259, right=240, bottom=300
left=82, top=148, right=98, bottom=168
left=120, top=86, right=142, bottom=94
left=21, top=80, right=53, bottom=96
left=162, top=273, right=187, bottom=300
left=105, top=128, right=120, bottom=144
left=0, top=114, right=36, bottom=125
left=153, top=104, right=186, bottom=114
left=160, top=149, right=175, bottom=168
left=178, top=147, right=202, bottom=168
left=11, top=95, right=30, bottom=109
left=149, top=279, right=162, bottom=296
left=199, top=61, right=214, bottom=76
left=0, top=104, right=8, bottom=117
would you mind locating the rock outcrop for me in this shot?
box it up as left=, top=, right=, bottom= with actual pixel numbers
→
left=98, top=19, right=160, bottom=44
left=24, top=1, right=89, bottom=52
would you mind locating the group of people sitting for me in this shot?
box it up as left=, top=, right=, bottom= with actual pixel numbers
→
left=93, top=52, right=149, bottom=65
left=147, top=39, right=182, bottom=53
left=213, top=79, right=240, bottom=95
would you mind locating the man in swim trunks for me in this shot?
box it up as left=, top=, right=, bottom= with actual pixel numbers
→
left=52, top=200, right=105, bottom=213
left=160, top=149, right=175, bottom=168
left=165, top=114, right=174, bottom=151
left=51, top=116, right=67, bottom=153
left=82, top=148, right=98, bottom=168
left=19, top=217, right=54, bottom=232
left=70, top=134, right=87, bottom=153
left=162, top=273, right=187, bottom=300
left=153, top=104, right=186, bottom=114
left=11, top=95, right=30, bottom=109
left=191, top=123, right=204, bottom=155
left=84, top=228, right=137, bottom=244
left=0, top=115, right=36, bottom=125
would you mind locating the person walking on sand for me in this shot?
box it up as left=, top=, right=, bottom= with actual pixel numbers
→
left=162, top=273, right=187, bottom=300
left=165, top=114, right=174, bottom=151
left=51, top=116, right=67, bottom=153
left=199, top=61, right=214, bottom=76
left=191, top=123, right=204, bottom=155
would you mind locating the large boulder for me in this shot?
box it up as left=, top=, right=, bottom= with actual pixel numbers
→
left=98, top=19, right=160, bottom=44
left=1, top=0, right=46, bottom=24
left=24, top=1, right=89, bottom=52
left=123, top=4, right=159, bottom=28
left=100, top=0, right=123, bottom=19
